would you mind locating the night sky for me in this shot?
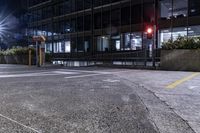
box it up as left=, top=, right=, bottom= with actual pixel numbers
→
left=0, top=0, right=27, bottom=16
left=0, top=0, right=28, bottom=46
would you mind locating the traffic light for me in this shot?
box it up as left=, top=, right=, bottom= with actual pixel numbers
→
left=146, top=27, right=153, bottom=39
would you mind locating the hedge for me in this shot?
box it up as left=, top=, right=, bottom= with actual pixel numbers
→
left=162, top=36, right=200, bottom=50
left=0, top=47, right=35, bottom=56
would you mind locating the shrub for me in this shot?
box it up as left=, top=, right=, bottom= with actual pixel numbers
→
left=0, top=47, right=51, bottom=62
left=162, top=36, right=200, bottom=50
left=45, top=53, right=52, bottom=62
left=0, top=47, right=36, bottom=56
left=0, top=51, right=3, bottom=56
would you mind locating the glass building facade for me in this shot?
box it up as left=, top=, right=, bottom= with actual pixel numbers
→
left=27, top=0, right=200, bottom=61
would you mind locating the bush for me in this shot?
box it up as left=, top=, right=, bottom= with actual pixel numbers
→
left=0, top=47, right=36, bottom=56
left=162, top=36, right=200, bottom=50
left=0, top=51, right=3, bottom=56
left=45, top=53, right=52, bottom=62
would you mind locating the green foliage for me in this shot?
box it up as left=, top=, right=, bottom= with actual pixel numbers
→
left=0, top=47, right=35, bottom=56
left=45, top=53, right=52, bottom=62
left=162, top=36, right=200, bottom=50
left=0, top=51, right=3, bottom=56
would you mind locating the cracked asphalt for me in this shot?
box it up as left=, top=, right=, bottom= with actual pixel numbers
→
left=0, top=64, right=198, bottom=133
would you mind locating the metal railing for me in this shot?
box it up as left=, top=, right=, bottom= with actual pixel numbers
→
left=51, top=49, right=161, bottom=67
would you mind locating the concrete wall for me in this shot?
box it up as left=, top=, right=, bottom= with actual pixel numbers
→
left=0, top=55, right=30, bottom=65
left=161, top=50, right=200, bottom=71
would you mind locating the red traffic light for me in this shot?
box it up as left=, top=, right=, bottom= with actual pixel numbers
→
left=147, top=27, right=153, bottom=34
left=146, top=27, right=153, bottom=39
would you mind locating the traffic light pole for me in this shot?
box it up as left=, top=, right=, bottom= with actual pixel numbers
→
left=152, top=0, right=158, bottom=68
left=152, top=25, right=156, bottom=68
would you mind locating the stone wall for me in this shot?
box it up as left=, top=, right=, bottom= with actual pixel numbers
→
left=161, top=50, right=200, bottom=71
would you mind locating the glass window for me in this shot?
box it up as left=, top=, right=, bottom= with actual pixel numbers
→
left=53, top=40, right=71, bottom=53
left=121, top=6, right=130, bottom=26
left=84, top=14, right=91, bottom=31
left=84, top=36, right=91, bottom=52
left=172, top=27, right=187, bottom=40
left=64, top=19, right=71, bottom=33
left=159, top=29, right=172, bottom=47
left=188, top=25, right=200, bottom=37
left=159, top=27, right=187, bottom=47
left=102, top=0, right=110, bottom=5
left=111, top=8, right=120, bottom=27
left=102, top=11, right=110, bottom=28
left=111, top=35, right=121, bottom=51
left=61, top=0, right=71, bottom=15
left=77, top=16, right=84, bottom=32
left=76, top=0, right=84, bottom=11
left=189, top=0, right=200, bottom=16
left=124, top=32, right=142, bottom=50
left=131, top=4, right=142, bottom=24
left=65, top=41, right=71, bottom=53
left=77, top=36, right=84, bottom=52
left=143, top=3, right=155, bottom=23
left=160, top=0, right=172, bottom=19
left=71, top=18, right=77, bottom=32
left=94, top=0, right=102, bottom=7
left=84, top=0, right=91, bottom=9
left=45, top=43, right=52, bottom=53
left=71, top=36, right=77, bottom=52
left=97, top=36, right=110, bottom=52
left=160, top=0, right=188, bottom=19
left=94, top=12, right=101, bottom=29
left=173, top=0, right=188, bottom=17
left=71, top=0, right=76, bottom=12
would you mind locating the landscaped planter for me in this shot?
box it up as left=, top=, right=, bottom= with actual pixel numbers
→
left=161, top=49, right=200, bottom=71
left=0, top=56, right=6, bottom=64
left=0, top=55, right=29, bottom=65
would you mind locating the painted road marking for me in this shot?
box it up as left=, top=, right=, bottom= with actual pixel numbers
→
left=65, top=73, right=108, bottom=79
left=0, top=114, right=41, bottom=133
left=166, top=73, right=200, bottom=89
left=188, top=86, right=199, bottom=90
left=58, top=69, right=133, bottom=74
left=52, top=71, right=79, bottom=75
left=103, top=79, right=120, bottom=83
left=58, top=69, right=110, bottom=74
left=0, top=71, right=78, bottom=78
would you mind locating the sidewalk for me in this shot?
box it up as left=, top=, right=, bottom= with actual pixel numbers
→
left=114, top=70, right=200, bottom=133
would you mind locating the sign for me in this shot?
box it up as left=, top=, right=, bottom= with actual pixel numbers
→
left=33, top=35, right=46, bottom=42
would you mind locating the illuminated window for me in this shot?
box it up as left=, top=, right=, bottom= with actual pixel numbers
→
left=124, top=32, right=142, bottom=50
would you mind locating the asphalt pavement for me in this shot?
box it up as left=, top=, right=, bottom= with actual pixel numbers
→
left=0, top=64, right=198, bottom=133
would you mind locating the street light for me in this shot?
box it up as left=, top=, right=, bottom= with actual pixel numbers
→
left=0, top=14, right=9, bottom=40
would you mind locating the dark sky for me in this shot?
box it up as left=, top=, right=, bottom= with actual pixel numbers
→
left=0, top=0, right=28, bottom=44
left=0, top=0, right=27, bottom=16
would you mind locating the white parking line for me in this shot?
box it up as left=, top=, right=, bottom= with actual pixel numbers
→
left=65, top=73, right=108, bottom=79
left=103, top=79, right=120, bottom=83
left=0, top=71, right=78, bottom=78
left=58, top=69, right=133, bottom=74
left=0, top=114, right=41, bottom=133
left=0, top=73, right=55, bottom=78
left=58, top=69, right=110, bottom=74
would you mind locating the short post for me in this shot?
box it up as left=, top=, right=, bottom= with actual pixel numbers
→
left=39, top=45, right=42, bottom=66
left=36, top=41, right=40, bottom=67
left=29, top=48, right=32, bottom=66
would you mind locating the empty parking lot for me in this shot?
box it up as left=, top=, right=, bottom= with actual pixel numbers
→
left=0, top=64, right=199, bottom=133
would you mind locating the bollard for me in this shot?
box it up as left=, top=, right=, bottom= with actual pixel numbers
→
left=29, top=49, right=32, bottom=66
